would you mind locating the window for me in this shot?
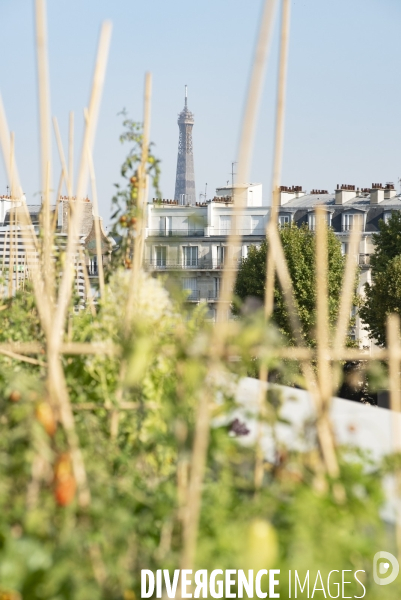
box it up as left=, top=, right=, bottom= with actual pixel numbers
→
left=217, top=246, right=226, bottom=265
left=308, top=212, right=331, bottom=231
left=182, top=277, right=198, bottom=300
left=384, top=211, right=393, bottom=224
left=278, top=215, right=290, bottom=227
left=251, top=215, right=264, bottom=234
left=219, top=215, right=232, bottom=234
left=159, top=216, right=172, bottom=236
left=341, top=243, right=349, bottom=255
left=342, top=213, right=364, bottom=231
left=183, top=246, right=198, bottom=267
left=155, top=246, right=166, bottom=266
left=212, top=277, right=220, bottom=300
left=89, top=256, right=98, bottom=275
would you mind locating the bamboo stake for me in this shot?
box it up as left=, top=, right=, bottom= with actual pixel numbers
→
left=69, top=111, right=74, bottom=193
left=86, top=140, right=105, bottom=297
left=1, top=230, right=7, bottom=283
left=315, top=206, right=340, bottom=480
left=10, top=131, right=15, bottom=198
left=255, top=0, right=291, bottom=489
left=331, top=224, right=361, bottom=395
left=52, top=171, right=64, bottom=232
left=47, top=352, right=91, bottom=507
left=35, top=0, right=55, bottom=319
left=42, top=160, right=55, bottom=305
left=0, top=348, right=45, bottom=366
left=181, top=0, right=279, bottom=572
left=333, top=225, right=361, bottom=352
left=51, top=21, right=112, bottom=347
left=388, top=314, right=401, bottom=418
left=49, top=22, right=111, bottom=506
left=268, top=224, right=341, bottom=481
left=387, top=313, right=401, bottom=564
left=22, top=252, right=26, bottom=290
left=316, top=207, right=330, bottom=401
left=8, top=133, right=15, bottom=298
left=264, top=0, right=291, bottom=320
left=110, top=74, right=152, bottom=440
left=11, top=132, right=20, bottom=295
left=0, top=338, right=392, bottom=362
left=35, top=0, right=51, bottom=196
left=52, top=116, right=71, bottom=198
left=32, top=6, right=111, bottom=510
left=8, top=207, right=13, bottom=299
left=78, top=245, right=96, bottom=317
left=14, top=190, right=18, bottom=293
left=0, top=97, right=49, bottom=327
left=214, top=0, right=279, bottom=334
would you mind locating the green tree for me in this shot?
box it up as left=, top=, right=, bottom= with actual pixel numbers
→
left=108, top=112, right=162, bottom=271
left=360, top=212, right=401, bottom=345
left=234, top=224, right=352, bottom=346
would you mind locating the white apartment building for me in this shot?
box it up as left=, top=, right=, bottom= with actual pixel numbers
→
left=144, top=183, right=267, bottom=320
left=145, top=180, right=401, bottom=347
left=0, top=194, right=111, bottom=300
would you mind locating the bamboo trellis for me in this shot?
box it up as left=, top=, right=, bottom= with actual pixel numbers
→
left=0, top=0, right=400, bottom=588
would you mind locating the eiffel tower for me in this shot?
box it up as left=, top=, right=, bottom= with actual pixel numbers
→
left=174, top=86, right=196, bottom=205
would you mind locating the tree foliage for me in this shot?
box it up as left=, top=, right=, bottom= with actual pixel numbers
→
left=360, top=212, right=401, bottom=345
left=234, top=224, right=353, bottom=346
left=108, top=112, right=162, bottom=271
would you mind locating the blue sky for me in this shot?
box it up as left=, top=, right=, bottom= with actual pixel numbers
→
left=0, top=0, right=400, bottom=225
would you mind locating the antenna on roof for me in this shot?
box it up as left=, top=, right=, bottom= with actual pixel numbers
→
left=199, top=183, right=208, bottom=202
left=231, top=162, right=237, bottom=189
left=185, top=84, right=188, bottom=108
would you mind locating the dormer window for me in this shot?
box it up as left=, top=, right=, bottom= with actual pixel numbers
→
left=383, top=211, right=393, bottom=225
left=308, top=212, right=331, bottom=231
left=278, top=215, right=290, bottom=228
left=342, top=213, right=364, bottom=232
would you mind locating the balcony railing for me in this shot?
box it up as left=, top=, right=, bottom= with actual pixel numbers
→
left=148, top=229, right=205, bottom=237
left=144, top=259, right=242, bottom=270
left=147, top=229, right=266, bottom=237
left=180, top=290, right=229, bottom=303
left=214, top=229, right=265, bottom=236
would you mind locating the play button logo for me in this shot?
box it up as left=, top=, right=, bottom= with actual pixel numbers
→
left=373, top=552, right=399, bottom=585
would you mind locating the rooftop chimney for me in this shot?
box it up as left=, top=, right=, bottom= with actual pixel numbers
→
left=370, top=183, right=384, bottom=205
left=335, top=184, right=356, bottom=205
left=384, top=182, right=397, bottom=200
left=278, top=185, right=304, bottom=205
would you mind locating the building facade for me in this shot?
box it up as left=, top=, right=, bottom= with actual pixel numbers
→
left=276, top=183, right=401, bottom=347
left=144, top=183, right=267, bottom=320
left=0, top=194, right=112, bottom=301
left=145, top=181, right=401, bottom=346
